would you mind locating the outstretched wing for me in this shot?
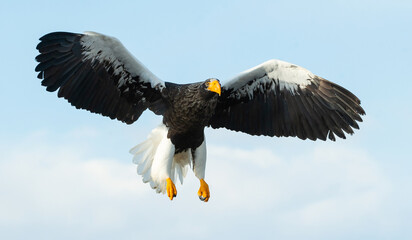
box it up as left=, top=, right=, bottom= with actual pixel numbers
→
left=35, top=31, right=166, bottom=124
left=209, top=59, right=365, bottom=141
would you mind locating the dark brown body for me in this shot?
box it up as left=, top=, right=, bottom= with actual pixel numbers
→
left=162, top=82, right=219, bottom=153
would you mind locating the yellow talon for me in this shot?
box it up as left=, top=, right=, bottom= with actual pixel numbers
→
left=198, top=179, right=210, bottom=202
left=166, top=178, right=177, bottom=200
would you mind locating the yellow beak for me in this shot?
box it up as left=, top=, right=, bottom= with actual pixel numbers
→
left=207, top=79, right=221, bottom=96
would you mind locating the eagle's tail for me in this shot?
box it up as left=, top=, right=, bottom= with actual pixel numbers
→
left=129, top=124, right=191, bottom=194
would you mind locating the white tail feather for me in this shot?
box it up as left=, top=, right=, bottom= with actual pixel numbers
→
left=130, top=124, right=192, bottom=194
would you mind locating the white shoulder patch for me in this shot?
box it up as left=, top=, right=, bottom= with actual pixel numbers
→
left=80, top=31, right=164, bottom=89
left=223, top=59, right=315, bottom=98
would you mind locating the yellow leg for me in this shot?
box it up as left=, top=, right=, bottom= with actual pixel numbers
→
left=198, top=179, right=210, bottom=202
left=166, top=178, right=177, bottom=200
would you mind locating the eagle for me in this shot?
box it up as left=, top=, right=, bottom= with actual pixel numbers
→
left=35, top=31, right=365, bottom=202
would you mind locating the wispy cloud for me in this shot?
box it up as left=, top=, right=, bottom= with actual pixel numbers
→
left=0, top=132, right=149, bottom=228
left=0, top=130, right=400, bottom=239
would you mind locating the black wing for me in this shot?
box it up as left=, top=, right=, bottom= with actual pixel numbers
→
left=35, top=31, right=167, bottom=124
left=209, top=59, right=365, bottom=141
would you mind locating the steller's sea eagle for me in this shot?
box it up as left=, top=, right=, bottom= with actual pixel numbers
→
left=35, top=31, right=365, bottom=202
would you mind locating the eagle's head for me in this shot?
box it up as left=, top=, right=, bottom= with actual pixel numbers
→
left=203, top=78, right=221, bottom=97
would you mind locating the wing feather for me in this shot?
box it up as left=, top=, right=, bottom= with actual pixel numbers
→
left=209, top=59, right=365, bottom=141
left=35, top=31, right=166, bottom=124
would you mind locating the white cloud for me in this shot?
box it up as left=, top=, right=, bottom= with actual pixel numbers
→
left=0, top=130, right=401, bottom=239
left=0, top=131, right=150, bottom=228
left=206, top=144, right=393, bottom=236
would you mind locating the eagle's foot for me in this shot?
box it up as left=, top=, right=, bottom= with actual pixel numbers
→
left=166, top=178, right=177, bottom=200
left=198, top=179, right=210, bottom=202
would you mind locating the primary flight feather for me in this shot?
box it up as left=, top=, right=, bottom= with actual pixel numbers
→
left=35, top=31, right=365, bottom=202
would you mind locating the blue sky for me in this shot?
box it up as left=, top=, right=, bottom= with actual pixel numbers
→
left=0, top=0, right=411, bottom=239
